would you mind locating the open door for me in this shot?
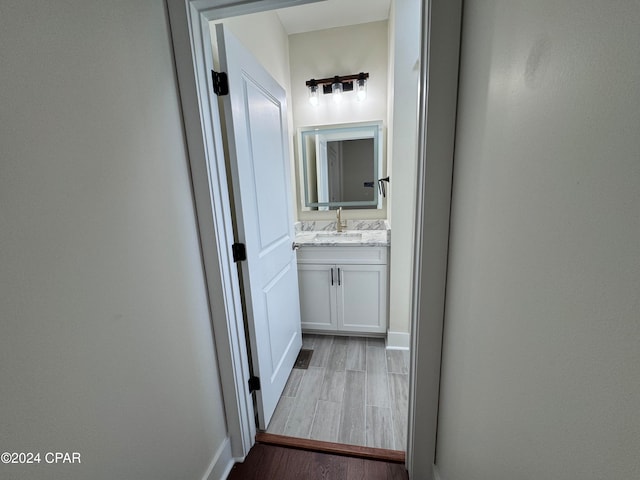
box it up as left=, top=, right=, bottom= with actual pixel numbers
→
left=216, top=24, right=302, bottom=430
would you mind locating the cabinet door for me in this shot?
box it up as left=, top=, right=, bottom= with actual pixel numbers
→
left=297, top=264, right=337, bottom=331
left=337, top=264, right=388, bottom=334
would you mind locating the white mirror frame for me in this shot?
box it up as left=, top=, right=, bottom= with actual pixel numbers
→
left=298, top=121, right=383, bottom=210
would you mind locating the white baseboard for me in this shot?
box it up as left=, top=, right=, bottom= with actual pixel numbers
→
left=203, top=437, right=234, bottom=480
left=386, top=330, right=411, bottom=350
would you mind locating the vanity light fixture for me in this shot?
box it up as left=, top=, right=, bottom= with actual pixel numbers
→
left=305, top=72, right=369, bottom=106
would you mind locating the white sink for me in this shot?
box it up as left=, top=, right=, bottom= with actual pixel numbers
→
left=313, top=231, right=363, bottom=241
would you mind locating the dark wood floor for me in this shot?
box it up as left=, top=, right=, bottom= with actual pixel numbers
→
left=226, top=443, right=409, bottom=480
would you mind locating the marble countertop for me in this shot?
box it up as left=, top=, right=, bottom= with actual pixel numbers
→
left=294, top=220, right=390, bottom=247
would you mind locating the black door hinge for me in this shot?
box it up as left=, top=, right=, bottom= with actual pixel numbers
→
left=248, top=376, right=261, bottom=393
left=211, top=70, right=229, bottom=96
left=232, top=243, right=247, bottom=263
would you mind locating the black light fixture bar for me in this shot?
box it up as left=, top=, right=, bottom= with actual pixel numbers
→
left=306, top=72, right=369, bottom=94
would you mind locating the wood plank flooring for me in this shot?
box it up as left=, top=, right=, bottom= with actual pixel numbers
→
left=266, top=334, right=409, bottom=451
left=226, top=442, right=409, bottom=480
left=256, top=433, right=405, bottom=463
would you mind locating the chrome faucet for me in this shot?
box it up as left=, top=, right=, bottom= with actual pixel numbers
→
left=336, top=207, right=345, bottom=232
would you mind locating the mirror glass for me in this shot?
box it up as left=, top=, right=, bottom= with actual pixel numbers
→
left=299, top=122, right=383, bottom=210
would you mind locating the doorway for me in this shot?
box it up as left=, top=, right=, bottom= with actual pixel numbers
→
left=166, top=0, right=462, bottom=477
left=209, top=0, right=415, bottom=455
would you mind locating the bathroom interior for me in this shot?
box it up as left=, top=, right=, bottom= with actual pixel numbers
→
left=210, top=0, right=420, bottom=453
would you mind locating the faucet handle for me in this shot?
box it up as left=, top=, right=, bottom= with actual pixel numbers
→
left=336, top=207, right=345, bottom=232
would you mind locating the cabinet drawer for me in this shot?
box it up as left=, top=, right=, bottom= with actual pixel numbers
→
left=297, top=246, right=388, bottom=265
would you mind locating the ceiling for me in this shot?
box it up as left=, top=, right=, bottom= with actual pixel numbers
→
left=275, top=0, right=391, bottom=35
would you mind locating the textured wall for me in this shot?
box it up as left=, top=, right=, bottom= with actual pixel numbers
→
left=0, top=1, right=228, bottom=478
left=437, top=1, right=640, bottom=479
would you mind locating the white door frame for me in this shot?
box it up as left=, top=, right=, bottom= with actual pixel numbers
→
left=408, top=1, right=462, bottom=477
left=165, top=1, right=462, bottom=478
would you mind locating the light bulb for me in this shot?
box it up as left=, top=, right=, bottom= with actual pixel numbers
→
left=356, top=73, right=367, bottom=101
left=308, top=84, right=319, bottom=106
left=332, top=81, right=343, bottom=104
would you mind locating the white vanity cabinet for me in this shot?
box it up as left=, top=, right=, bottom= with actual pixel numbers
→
left=297, top=246, right=388, bottom=334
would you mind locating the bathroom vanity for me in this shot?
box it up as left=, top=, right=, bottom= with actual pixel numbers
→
left=295, top=221, right=390, bottom=335
left=295, top=121, right=389, bottom=335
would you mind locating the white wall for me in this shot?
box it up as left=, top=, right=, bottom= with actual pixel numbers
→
left=436, top=1, right=640, bottom=479
left=387, top=0, right=421, bottom=348
left=211, top=12, right=291, bottom=92
left=289, top=21, right=389, bottom=220
left=0, top=2, right=229, bottom=479
left=209, top=12, right=297, bottom=221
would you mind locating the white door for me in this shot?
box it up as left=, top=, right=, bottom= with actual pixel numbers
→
left=216, top=25, right=302, bottom=429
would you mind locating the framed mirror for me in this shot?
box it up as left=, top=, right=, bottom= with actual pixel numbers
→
left=298, top=121, right=384, bottom=210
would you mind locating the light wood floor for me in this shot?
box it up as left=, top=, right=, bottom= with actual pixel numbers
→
left=266, top=334, right=409, bottom=451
